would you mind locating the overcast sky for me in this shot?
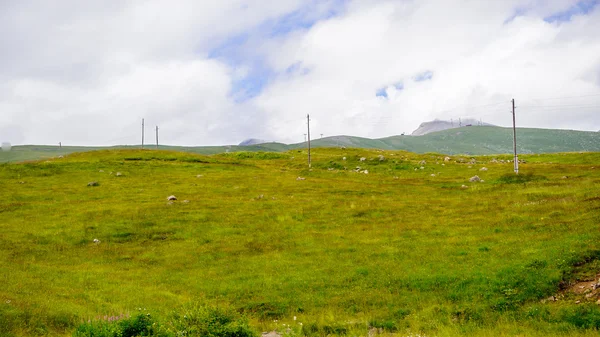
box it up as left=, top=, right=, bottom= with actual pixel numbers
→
left=1, top=0, right=599, bottom=146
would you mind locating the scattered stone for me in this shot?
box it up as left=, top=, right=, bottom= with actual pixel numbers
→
left=546, top=296, right=557, bottom=302
left=342, top=157, right=346, bottom=161
left=576, top=300, right=581, bottom=304
left=419, top=160, right=426, bottom=165
left=327, top=168, right=334, bottom=171
left=444, top=156, right=451, bottom=162
left=469, top=159, right=476, bottom=164
left=363, top=170, right=369, bottom=174
left=461, top=185, right=469, bottom=189
left=420, top=166, right=425, bottom=170
left=99, top=170, right=104, bottom=173
left=430, top=174, right=436, bottom=177
left=115, top=172, right=123, bottom=177
left=183, top=200, right=190, bottom=203
left=378, top=155, right=385, bottom=161
left=469, top=175, right=481, bottom=182
left=296, top=177, right=305, bottom=181
left=18, top=181, right=25, bottom=184
left=93, top=238, right=100, bottom=245
left=393, top=176, right=399, bottom=179
left=262, top=331, right=282, bottom=337
left=360, top=157, right=366, bottom=162
left=441, top=163, right=445, bottom=166
left=167, top=195, right=178, bottom=201
left=257, top=194, right=264, bottom=199
left=87, top=181, right=100, bottom=187
left=490, top=159, right=498, bottom=163
left=196, top=175, right=204, bottom=178
left=480, top=167, right=488, bottom=171
left=562, top=176, right=568, bottom=179
left=58, top=155, right=64, bottom=159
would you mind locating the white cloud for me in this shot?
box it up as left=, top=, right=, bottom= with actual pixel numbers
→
left=0, top=0, right=599, bottom=145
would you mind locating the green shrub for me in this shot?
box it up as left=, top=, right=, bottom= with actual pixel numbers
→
left=73, top=312, right=161, bottom=337
left=168, top=304, right=257, bottom=337
left=560, top=305, right=600, bottom=329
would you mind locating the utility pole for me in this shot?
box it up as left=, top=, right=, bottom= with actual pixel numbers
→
left=303, top=134, right=307, bottom=142
left=320, top=133, right=323, bottom=139
left=59, top=142, right=62, bottom=149
left=141, top=118, right=145, bottom=149
left=459, top=118, right=462, bottom=127
left=307, top=114, right=311, bottom=168
left=512, top=99, right=519, bottom=174
left=451, top=118, right=454, bottom=127
left=155, top=126, right=159, bottom=149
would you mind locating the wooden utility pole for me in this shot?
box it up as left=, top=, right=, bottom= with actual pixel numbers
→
left=307, top=114, right=311, bottom=168
left=320, top=133, right=323, bottom=139
left=155, top=126, right=159, bottom=149
left=141, top=118, right=145, bottom=149
left=59, top=142, right=62, bottom=149
left=512, top=99, right=519, bottom=174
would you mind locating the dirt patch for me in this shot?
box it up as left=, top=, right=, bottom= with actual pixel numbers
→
left=544, top=272, right=600, bottom=304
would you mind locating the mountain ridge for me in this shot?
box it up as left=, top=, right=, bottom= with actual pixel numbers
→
left=2, top=126, right=599, bottom=163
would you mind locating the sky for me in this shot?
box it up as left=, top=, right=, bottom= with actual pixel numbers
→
left=1, top=0, right=600, bottom=146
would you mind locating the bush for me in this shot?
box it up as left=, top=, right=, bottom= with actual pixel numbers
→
left=168, top=304, right=257, bottom=337
left=73, top=312, right=163, bottom=337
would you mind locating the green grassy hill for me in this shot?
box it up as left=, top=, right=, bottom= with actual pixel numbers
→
left=1, top=148, right=600, bottom=336
left=2, top=126, right=599, bottom=163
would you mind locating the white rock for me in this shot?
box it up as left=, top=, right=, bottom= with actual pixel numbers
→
left=480, top=167, right=488, bottom=171
left=167, top=195, right=177, bottom=201
left=469, top=175, right=481, bottom=182
left=360, top=157, right=366, bottom=162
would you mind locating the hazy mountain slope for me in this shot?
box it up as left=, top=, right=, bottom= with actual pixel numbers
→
left=2, top=126, right=599, bottom=163
left=411, top=118, right=494, bottom=136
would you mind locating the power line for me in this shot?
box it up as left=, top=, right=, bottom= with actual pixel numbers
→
left=527, top=93, right=600, bottom=101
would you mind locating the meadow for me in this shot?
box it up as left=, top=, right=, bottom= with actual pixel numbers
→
left=1, top=148, right=600, bottom=336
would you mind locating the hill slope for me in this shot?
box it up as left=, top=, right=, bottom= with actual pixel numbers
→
left=1, top=149, right=600, bottom=336
left=2, top=126, right=599, bottom=163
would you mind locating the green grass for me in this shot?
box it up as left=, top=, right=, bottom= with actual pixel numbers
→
left=1, top=148, right=600, bottom=336
left=3, top=126, right=600, bottom=164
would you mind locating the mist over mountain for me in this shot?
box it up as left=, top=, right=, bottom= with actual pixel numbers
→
left=238, top=138, right=269, bottom=146
left=411, top=119, right=494, bottom=136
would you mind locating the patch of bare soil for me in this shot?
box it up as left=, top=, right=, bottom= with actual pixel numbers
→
left=542, top=272, right=600, bottom=305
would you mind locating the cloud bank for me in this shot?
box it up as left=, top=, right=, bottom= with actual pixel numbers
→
left=1, top=0, right=599, bottom=146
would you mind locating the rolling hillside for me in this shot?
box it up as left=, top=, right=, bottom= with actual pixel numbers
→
left=1, top=148, right=600, bottom=336
left=2, top=126, right=599, bottom=163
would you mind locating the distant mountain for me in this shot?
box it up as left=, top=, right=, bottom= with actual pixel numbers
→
left=239, top=138, right=269, bottom=146
left=411, top=119, right=494, bottom=136
left=3, top=126, right=600, bottom=163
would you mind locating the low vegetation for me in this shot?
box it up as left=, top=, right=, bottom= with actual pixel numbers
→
left=1, top=148, right=600, bottom=336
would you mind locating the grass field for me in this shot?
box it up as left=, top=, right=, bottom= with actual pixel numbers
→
left=3, top=126, right=600, bottom=164
left=1, top=148, right=600, bottom=336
